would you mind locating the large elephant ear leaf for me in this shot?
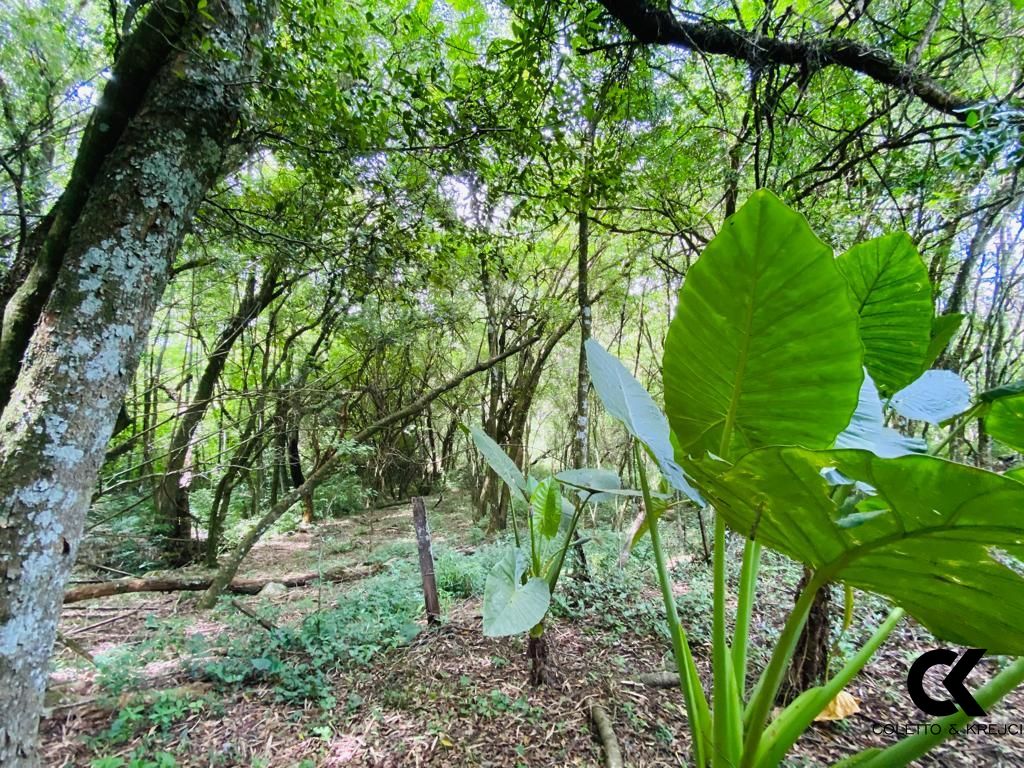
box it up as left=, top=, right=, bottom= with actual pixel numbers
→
left=835, top=372, right=926, bottom=457
left=836, top=233, right=933, bottom=394
left=889, top=369, right=971, bottom=424
left=467, top=425, right=529, bottom=502
left=482, top=549, right=551, bottom=637
left=530, top=476, right=562, bottom=540
left=692, top=447, right=1024, bottom=654
left=980, top=381, right=1024, bottom=453
left=664, top=189, right=863, bottom=461
left=585, top=339, right=703, bottom=504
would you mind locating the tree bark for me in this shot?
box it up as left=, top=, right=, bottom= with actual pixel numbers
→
left=0, top=1, right=195, bottom=407
left=0, top=1, right=274, bottom=763
left=412, top=497, right=440, bottom=624
left=778, top=570, right=833, bottom=705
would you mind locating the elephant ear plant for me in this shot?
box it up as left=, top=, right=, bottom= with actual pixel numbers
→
left=467, top=425, right=633, bottom=684
left=587, top=190, right=1024, bottom=768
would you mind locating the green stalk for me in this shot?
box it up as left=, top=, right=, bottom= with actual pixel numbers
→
left=739, top=568, right=828, bottom=768
left=509, top=496, right=521, bottom=550
left=635, top=443, right=711, bottom=767
left=732, top=538, right=762, bottom=694
left=848, top=656, right=1024, bottom=768
left=712, top=511, right=743, bottom=766
left=932, top=403, right=982, bottom=457
left=546, top=500, right=584, bottom=593
left=753, top=607, right=904, bottom=768
left=527, top=497, right=540, bottom=577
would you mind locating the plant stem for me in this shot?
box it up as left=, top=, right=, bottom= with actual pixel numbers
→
left=733, top=538, right=761, bottom=694
left=753, top=607, right=904, bottom=768
left=635, top=443, right=711, bottom=767
left=740, top=568, right=828, bottom=767
left=547, top=501, right=584, bottom=593
left=932, top=403, right=981, bottom=457
left=712, top=511, right=742, bottom=765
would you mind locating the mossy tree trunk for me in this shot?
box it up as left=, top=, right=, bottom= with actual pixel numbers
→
left=0, top=1, right=274, bottom=763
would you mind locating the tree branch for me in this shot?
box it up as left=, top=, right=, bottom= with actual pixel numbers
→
left=595, top=0, right=978, bottom=119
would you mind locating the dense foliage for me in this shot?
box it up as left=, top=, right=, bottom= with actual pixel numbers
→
left=2, top=0, right=1024, bottom=765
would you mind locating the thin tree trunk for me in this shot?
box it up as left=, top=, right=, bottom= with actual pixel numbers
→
left=0, top=1, right=273, bottom=762
left=155, top=268, right=283, bottom=561
left=197, top=337, right=540, bottom=609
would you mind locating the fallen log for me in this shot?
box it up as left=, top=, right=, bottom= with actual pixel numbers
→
left=630, top=670, right=679, bottom=688
left=589, top=702, right=624, bottom=768
left=63, top=563, right=381, bottom=604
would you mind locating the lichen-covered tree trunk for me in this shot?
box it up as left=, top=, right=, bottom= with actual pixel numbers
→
left=0, top=1, right=274, bottom=763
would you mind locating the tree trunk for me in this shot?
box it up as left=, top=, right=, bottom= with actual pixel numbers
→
left=412, top=497, right=440, bottom=624
left=197, top=337, right=539, bottom=609
left=155, top=268, right=283, bottom=561
left=0, top=1, right=274, bottom=763
left=778, top=570, right=832, bottom=705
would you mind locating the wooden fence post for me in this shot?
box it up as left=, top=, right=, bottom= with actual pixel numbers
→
left=412, top=496, right=441, bottom=624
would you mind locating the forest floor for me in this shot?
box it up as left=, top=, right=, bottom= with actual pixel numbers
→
left=41, top=494, right=1024, bottom=767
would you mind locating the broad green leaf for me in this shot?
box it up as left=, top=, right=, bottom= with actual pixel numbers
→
left=467, top=425, right=528, bottom=501
left=554, top=467, right=635, bottom=503
left=1007, top=466, right=1024, bottom=482
left=980, top=380, right=1024, bottom=403
left=664, top=189, right=863, bottom=460
left=986, top=392, right=1024, bottom=453
left=530, top=476, right=562, bottom=540
left=585, top=339, right=703, bottom=504
left=691, top=447, right=1024, bottom=654
left=980, top=381, right=1024, bottom=453
left=835, top=372, right=926, bottom=457
left=923, top=312, right=964, bottom=369
left=482, top=549, right=550, bottom=637
left=889, top=369, right=971, bottom=424
left=836, top=233, right=933, bottom=394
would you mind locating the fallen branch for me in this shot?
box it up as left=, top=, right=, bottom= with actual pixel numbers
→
left=589, top=702, right=624, bottom=768
left=229, top=598, right=276, bottom=631
left=630, top=670, right=680, bottom=688
left=63, top=563, right=380, bottom=604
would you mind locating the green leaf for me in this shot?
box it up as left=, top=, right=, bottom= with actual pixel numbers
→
left=985, top=388, right=1024, bottom=453
left=979, top=380, right=1024, bottom=403
left=835, top=372, right=926, bottom=457
left=836, top=233, right=934, bottom=394
left=467, top=425, right=529, bottom=501
left=691, top=447, right=1024, bottom=654
left=482, top=549, right=550, bottom=637
left=585, top=339, right=703, bottom=504
left=664, top=189, right=863, bottom=460
left=889, top=369, right=971, bottom=424
left=1007, top=466, right=1024, bottom=482
left=923, top=313, right=965, bottom=369
left=530, top=476, right=562, bottom=540
left=553, top=467, right=631, bottom=503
